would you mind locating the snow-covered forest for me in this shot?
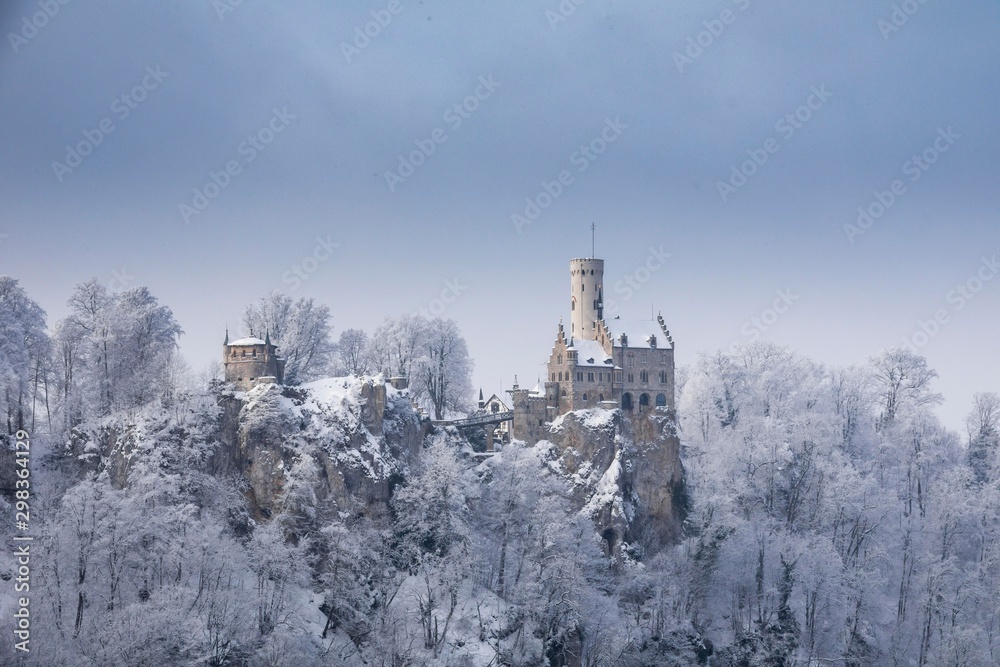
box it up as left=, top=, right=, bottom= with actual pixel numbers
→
left=2, top=275, right=999, bottom=666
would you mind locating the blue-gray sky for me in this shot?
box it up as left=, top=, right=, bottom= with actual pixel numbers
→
left=2, top=0, right=998, bottom=430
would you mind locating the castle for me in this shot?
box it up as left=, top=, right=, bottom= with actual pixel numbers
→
left=509, top=256, right=676, bottom=443
left=223, top=330, right=286, bottom=390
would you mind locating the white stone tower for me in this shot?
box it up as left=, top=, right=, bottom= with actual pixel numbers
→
left=569, top=257, right=605, bottom=340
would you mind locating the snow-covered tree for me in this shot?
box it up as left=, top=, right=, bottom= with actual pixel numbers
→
left=336, top=328, right=369, bottom=376
left=966, top=392, right=1000, bottom=484
left=242, top=292, right=335, bottom=384
left=55, top=280, right=181, bottom=423
left=417, top=318, right=473, bottom=420
left=0, top=276, right=49, bottom=433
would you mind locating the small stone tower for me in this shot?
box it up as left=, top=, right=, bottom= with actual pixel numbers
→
left=570, top=257, right=605, bottom=341
left=223, top=330, right=286, bottom=390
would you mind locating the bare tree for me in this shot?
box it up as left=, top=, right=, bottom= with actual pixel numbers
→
left=336, top=329, right=369, bottom=376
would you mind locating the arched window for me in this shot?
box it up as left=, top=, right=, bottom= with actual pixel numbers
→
left=582, top=393, right=588, bottom=401
left=622, top=393, right=633, bottom=410
left=558, top=354, right=563, bottom=364
left=655, top=393, right=667, bottom=408
left=639, top=393, right=650, bottom=407
left=599, top=393, right=604, bottom=402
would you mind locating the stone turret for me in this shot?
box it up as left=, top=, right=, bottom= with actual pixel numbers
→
left=569, top=257, right=605, bottom=340
left=223, top=330, right=286, bottom=390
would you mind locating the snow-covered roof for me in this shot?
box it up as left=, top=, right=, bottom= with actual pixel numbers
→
left=606, top=318, right=672, bottom=350
left=229, top=336, right=267, bottom=346
left=567, top=338, right=614, bottom=367
left=485, top=394, right=509, bottom=409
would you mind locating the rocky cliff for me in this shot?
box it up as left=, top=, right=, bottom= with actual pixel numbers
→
left=541, top=408, right=686, bottom=557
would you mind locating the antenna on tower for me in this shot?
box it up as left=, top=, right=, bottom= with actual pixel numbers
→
left=591, top=222, right=596, bottom=258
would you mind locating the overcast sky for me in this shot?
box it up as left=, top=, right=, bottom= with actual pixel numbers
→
left=2, top=0, right=998, bottom=430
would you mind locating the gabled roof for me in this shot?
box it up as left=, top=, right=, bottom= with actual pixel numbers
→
left=485, top=393, right=509, bottom=408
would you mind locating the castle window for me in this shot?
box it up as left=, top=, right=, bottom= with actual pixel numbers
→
left=558, top=354, right=563, bottom=364
left=627, top=354, right=635, bottom=367
left=558, top=372, right=563, bottom=381
left=656, top=393, right=667, bottom=407
left=571, top=301, right=575, bottom=311
left=628, top=373, right=634, bottom=383
left=615, top=371, right=622, bottom=383
left=640, top=370, right=649, bottom=383
left=587, top=372, right=594, bottom=382
left=582, top=393, right=588, bottom=401
left=577, top=372, right=583, bottom=381
left=582, top=284, right=585, bottom=292
left=660, top=353, right=667, bottom=364
left=252, top=350, right=257, bottom=357
left=622, top=393, right=633, bottom=410
left=659, top=370, right=668, bottom=384
left=641, top=353, right=648, bottom=364
left=639, top=393, right=650, bottom=407
left=599, top=394, right=604, bottom=402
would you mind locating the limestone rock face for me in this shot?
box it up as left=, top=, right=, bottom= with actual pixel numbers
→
left=220, top=376, right=426, bottom=520
left=544, top=408, right=685, bottom=556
